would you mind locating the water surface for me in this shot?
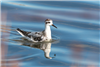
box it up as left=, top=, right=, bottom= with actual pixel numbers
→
left=1, top=1, right=100, bottom=67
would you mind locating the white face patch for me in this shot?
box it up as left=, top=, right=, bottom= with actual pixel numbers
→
left=46, top=21, right=51, bottom=22
left=45, top=20, right=53, bottom=25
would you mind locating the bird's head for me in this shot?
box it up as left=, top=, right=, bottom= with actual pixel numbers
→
left=45, top=19, right=57, bottom=28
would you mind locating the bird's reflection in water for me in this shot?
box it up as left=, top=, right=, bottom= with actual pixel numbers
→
left=18, top=39, right=56, bottom=59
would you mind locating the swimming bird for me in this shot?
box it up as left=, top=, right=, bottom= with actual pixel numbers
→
left=16, top=19, right=57, bottom=42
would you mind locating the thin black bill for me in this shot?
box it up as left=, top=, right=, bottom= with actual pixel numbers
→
left=52, top=24, right=57, bottom=28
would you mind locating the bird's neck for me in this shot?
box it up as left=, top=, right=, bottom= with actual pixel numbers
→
left=45, top=25, right=51, bottom=39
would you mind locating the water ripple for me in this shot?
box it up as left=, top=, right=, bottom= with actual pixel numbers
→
left=1, top=1, right=99, bottom=67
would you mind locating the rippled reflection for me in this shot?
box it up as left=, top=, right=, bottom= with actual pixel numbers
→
left=15, top=39, right=56, bottom=59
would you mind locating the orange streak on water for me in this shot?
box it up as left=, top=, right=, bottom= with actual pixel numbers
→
left=1, top=12, right=20, bottom=67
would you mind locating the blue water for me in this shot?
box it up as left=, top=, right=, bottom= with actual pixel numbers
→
left=1, top=1, right=100, bottom=67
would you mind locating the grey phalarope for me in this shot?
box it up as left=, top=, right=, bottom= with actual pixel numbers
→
left=16, top=19, right=57, bottom=42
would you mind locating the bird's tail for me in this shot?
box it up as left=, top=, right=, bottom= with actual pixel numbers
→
left=16, top=28, right=30, bottom=37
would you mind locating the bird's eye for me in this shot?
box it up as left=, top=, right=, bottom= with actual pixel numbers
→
left=48, top=22, right=50, bottom=23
